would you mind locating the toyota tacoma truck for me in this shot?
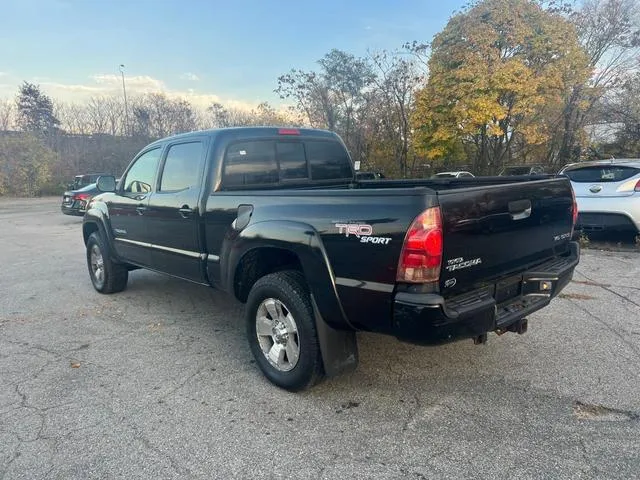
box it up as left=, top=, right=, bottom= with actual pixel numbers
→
left=82, top=127, right=580, bottom=391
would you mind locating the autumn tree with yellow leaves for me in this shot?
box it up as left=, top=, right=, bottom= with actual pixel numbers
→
left=412, top=0, right=591, bottom=175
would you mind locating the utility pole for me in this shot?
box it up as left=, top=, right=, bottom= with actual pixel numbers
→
left=119, top=64, right=129, bottom=136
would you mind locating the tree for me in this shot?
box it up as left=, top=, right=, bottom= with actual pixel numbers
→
left=276, top=49, right=375, bottom=161
left=0, top=99, right=15, bottom=131
left=412, top=0, right=590, bottom=174
left=205, top=101, right=292, bottom=128
left=548, top=0, right=640, bottom=165
left=0, top=134, right=56, bottom=196
left=129, top=93, right=197, bottom=139
left=15, top=82, right=60, bottom=135
left=598, top=72, right=640, bottom=155
left=367, top=50, right=423, bottom=177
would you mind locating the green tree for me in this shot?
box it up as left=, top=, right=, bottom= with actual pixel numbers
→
left=0, top=134, right=56, bottom=196
left=412, top=0, right=590, bottom=174
left=15, top=82, right=60, bottom=135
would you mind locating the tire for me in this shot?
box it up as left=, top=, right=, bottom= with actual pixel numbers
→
left=245, top=270, right=324, bottom=391
left=86, top=232, right=128, bottom=294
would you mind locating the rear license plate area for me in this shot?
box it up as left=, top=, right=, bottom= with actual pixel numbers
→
left=495, top=275, right=522, bottom=304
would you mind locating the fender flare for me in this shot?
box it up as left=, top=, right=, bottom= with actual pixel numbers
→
left=223, top=220, right=358, bottom=377
left=82, top=205, right=123, bottom=263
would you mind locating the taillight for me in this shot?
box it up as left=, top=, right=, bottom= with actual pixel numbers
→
left=74, top=193, right=91, bottom=201
left=397, top=207, right=443, bottom=283
left=635, top=179, right=640, bottom=192
left=570, top=186, right=578, bottom=236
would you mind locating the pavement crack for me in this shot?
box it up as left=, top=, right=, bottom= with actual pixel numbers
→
left=401, top=394, right=424, bottom=433
left=575, top=269, right=640, bottom=309
left=567, top=298, right=640, bottom=359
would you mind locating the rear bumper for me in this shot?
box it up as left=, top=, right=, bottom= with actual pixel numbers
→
left=392, top=242, right=580, bottom=346
left=575, top=195, right=640, bottom=232
left=61, top=202, right=87, bottom=216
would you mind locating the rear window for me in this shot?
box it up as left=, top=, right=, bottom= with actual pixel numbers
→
left=563, top=166, right=640, bottom=183
left=222, top=139, right=352, bottom=187
left=277, top=142, right=307, bottom=180
left=223, top=141, right=278, bottom=187
left=305, top=140, right=352, bottom=180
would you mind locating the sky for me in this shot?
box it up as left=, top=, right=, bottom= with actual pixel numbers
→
left=0, top=0, right=469, bottom=109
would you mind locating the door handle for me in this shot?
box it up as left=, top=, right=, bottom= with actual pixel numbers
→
left=508, top=199, right=532, bottom=220
left=179, top=205, right=193, bottom=218
left=136, top=204, right=147, bottom=215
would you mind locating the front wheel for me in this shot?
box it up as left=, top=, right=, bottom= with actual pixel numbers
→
left=245, top=271, right=324, bottom=391
left=86, top=232, right=128, bottom=294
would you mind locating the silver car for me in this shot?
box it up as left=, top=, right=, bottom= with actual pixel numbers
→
left=559, top=159, right=640, bottom=234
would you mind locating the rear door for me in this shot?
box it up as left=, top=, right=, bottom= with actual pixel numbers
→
left=146, top=139, right=208, bottom=282
left=108, top=147, right=162, bottom=266
left=437, top=178, right=574, bottom=295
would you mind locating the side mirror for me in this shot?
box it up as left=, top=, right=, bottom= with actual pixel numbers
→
left=96, top=175, right=117, bottom=193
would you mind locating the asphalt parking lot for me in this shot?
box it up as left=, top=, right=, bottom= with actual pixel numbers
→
left=1, top=197, right=639, bottom=479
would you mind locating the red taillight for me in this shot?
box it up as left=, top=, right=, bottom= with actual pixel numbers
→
left=74, top=193, right=91, bottom=201
left=278, top=128, right=300, bottom=135
left=570, top=186, right=578, bottom=236
left=397, top=207, right=443, bottom=283
left=635, top=179, right=640, bottom=192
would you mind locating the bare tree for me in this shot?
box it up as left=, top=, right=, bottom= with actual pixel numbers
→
left=0, top=99, right=15, bottom=131
left=549, top=0, right=640, bottom=165
left=368, top=50, right=422, bottom=177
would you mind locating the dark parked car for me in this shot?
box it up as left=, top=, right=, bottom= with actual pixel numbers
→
left=69, top=174, right=111, bottom=190
left=82, top=127, right=579, bottom=391
left=355, top=171, right=386, bottom=180
left=499, top=165, right=545, bottom=176
left=61, top=183, right=100, bottom=216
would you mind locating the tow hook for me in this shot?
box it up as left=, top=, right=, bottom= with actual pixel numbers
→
left=494, top=319, right=529, bottom=337
left=507, top=318, right=528, bottom=335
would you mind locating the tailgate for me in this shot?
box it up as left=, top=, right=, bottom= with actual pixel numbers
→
left=437, top=178, right=574, bottom=295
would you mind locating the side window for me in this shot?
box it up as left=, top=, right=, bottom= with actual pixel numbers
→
left=160, top=142, right=204, bottom=192
left=305, top=141, right=352, bottom=180
left=223, top=141, right=277, bottom=187
left=123, top=148, right=161, bottom=194
left=276, top=142, right=307, bottom=180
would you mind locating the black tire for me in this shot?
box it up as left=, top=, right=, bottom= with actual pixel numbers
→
left=245, top=270, right=324, bottom=391
left=86, top=232, right=128, bottom=294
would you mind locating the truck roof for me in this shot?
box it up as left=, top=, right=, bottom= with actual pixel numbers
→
left=146, top=126, right=340, bottom=148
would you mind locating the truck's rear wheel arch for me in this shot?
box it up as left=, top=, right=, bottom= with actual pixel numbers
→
left=234, top=247, right=303, bottom=303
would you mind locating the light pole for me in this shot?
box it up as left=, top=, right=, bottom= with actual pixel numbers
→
left=119, top=64, right=129, bottom=136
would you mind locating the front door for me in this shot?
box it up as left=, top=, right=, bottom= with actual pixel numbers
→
left=108, top=147, right=162, bottom=267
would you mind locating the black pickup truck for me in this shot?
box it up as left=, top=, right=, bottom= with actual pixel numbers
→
left=82, top=127, right=579, bottom=391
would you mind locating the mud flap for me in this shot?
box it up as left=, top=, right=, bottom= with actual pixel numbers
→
left=311, top=295, right=359, bottom=378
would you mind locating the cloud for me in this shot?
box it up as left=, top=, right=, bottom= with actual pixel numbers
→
left=180, top=72, right=200, bottom=81
left=0, top=72, right=288, bottom=116
left=22, top=73, right=263, bottom=112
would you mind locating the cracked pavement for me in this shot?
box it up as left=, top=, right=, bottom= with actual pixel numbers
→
left=1, top=197, right=639, bottom=479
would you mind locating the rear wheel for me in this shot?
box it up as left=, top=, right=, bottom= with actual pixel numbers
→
left=245, top=271, right=323, bottom=391
left=86, top=232, right=128, bottom=294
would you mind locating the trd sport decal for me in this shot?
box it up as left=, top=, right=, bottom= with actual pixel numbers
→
left=335, top=223, right=392, bottom=245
